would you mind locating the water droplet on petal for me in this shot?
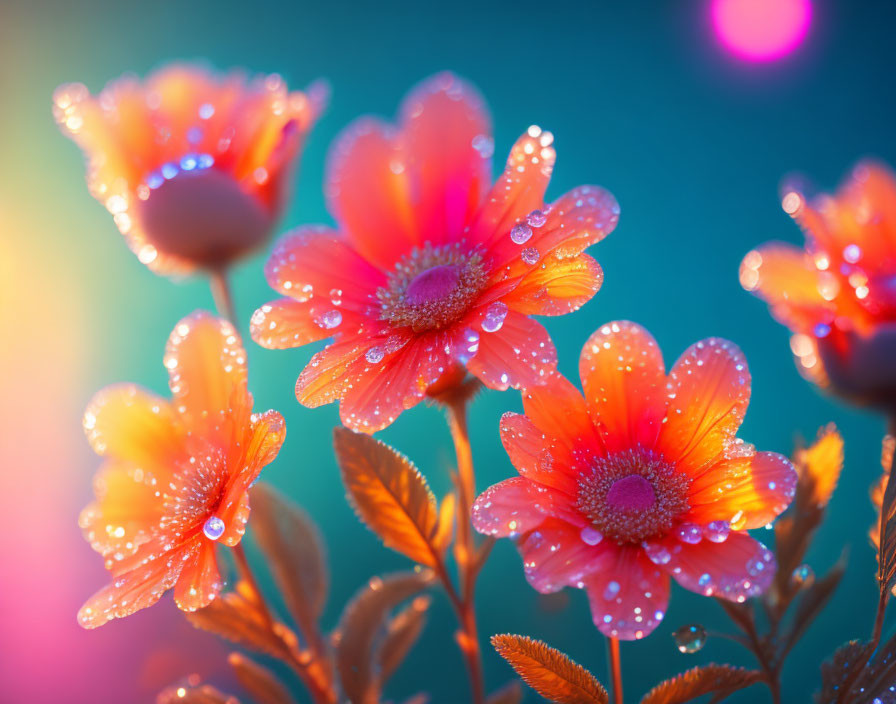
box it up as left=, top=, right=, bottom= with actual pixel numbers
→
left=673, top=624, right=707, bottom=654
left=482, top=302, right=508, bottom=333
left=521, top=247, right=539, bottom=265
left=703, top=520, right=730, bottom=543
left=580, top=526, right=603, bottom=545
left=365, top=346, right=385, bottom=364
left=526, top=209, right=547, bottom=227
left=510, top=223, right=533, bottom=245
left=203, top=516, right=226, bottom=541
left=314, top=310, right=342, bottom=330
left=791, top=564, right=814, bottom=589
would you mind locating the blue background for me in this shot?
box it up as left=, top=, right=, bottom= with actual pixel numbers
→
left=2, top=0, right=895, bottom=701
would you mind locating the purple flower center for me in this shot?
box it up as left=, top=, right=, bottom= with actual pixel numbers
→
left=405, top=264, right=461, bottom=307
left=606, top=475, right=656, bottom=512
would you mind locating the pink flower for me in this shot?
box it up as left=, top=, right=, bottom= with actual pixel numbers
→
left=472, top=321, right=796, bottom=640
left=251, top=72, right=618, bottom=432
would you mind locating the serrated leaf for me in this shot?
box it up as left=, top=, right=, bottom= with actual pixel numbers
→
left=816, top=640, right=875, bottom=704
left=334, top=428, right=441, bottom=567
left=185, top=587, right=290, bottom=660
left=335, top=571, right=433, bottom=704
left=640, top=664, right=762, bottom=704
left=156, top=683, right=239, bottom=704
left=377, top=595, right=431, bottom=687
left=228, top=652, right=295, bottom=704
left=491, top=634, right=608, bottom=704
left=781, top=550, right=847, bottom=658
left=877, top=437, right=896, bottom=593
left=486, top=681, right=524, bottom=704
left=250, top=482, right=329, bottom=638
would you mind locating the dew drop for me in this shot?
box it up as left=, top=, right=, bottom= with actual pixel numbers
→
left=580, top=526, right=603, bottom=545
left=673, top=624, right=707, bottom=654
left=510, top=223, right=533, bottom=245
left=365, top=347, right=385, bottom=364
left=203, top=516, right=226, bottom=541
left=314, top=310, right=342, bottom=330
left=482, top=302, right=508, bottom=333
left=791, top=564, right=814, bottom=589
left=703, top=520, right=730, bottom=543
left=521, top=247, right=539, bottom=265
left=526, top=209, right=547, bottom=227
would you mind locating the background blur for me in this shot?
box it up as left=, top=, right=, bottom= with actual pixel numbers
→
left=1, top=0, right=895, bottom=701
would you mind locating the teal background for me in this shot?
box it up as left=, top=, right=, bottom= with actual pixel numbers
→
left=2, top=0, right=895, bottom=701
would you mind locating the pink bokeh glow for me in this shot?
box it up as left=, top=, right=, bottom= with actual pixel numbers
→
left=711, top=0, right=812, bottom=62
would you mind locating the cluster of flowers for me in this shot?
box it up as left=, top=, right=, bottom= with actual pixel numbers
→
left=56, top=63, right=896, bottom=702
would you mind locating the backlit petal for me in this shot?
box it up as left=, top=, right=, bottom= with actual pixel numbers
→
left=518, top=519, right=613, bottom=593
left=250, top=297, right=365, bottom=350
left=584, top=546, right=670, bottom=640
left=174, top=541, right=223, bottom=612
left=466, top=310, right=556, bottom=390
left=505, top=253, right=603, bottom=316
left=472, top=477, right=553, bottom=538
left=579, top=321, right=667, bottom=452
left=657, top=338, right=750, bottom=477
left=499, top=412, right=578, bottom=495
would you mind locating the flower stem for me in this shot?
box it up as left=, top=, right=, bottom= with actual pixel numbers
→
left=444, top=398, right=486, bottom=704
left=606, top=637, right=623, bottom=704
left=233, top=543, right=336, bottom=703
left=209, top=268, right=237, bottom=326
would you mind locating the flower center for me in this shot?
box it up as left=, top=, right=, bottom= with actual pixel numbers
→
left=576, top=447, right=691, bottom=544
left=378, top=243, right=487, bottom=332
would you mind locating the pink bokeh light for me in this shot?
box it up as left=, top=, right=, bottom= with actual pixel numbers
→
left=711, top=0, right=812, bottom=62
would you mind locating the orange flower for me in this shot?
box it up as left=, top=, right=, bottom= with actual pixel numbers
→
left=78, top=312, right=285, bottom=628
left=250, top=72, right=618, bottom=433
left=472, top=322, right=796, bottom=640
left=54, top=64, right=326, bottom=276
left=741, top=162, right=896, bottom=406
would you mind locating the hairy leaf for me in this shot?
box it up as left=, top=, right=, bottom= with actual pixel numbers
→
left=486, top=681, right=524, bottom=704
left=816, top=640, right=874, bottom=703
left=185, top=587, right=290, bottom=660
left=781, top=550, right=847, bottom=658
left=156, top=683, right=239, bottom=704
left=228, top=653, right=294, bottom=704
left=491, top=634, right=608, bottom=704
left=640, top=664, right=762, bottom=704
left=335, top=571, right=433, bottom=704
left=334, top=428, right=441, bottom=567
left=377, top=595, right=431, bottom=687
left=877, top=437, right=896, bottom=593
left=250, top=482, right=329, bottom=638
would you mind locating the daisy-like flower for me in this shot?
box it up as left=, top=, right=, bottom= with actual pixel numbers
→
left=472, top=321, right=796, bottom=640
left=250, top=72, right=618, bottom=433
left=54, top=64, right=326, bottom=276
left=78, top=311, right=285, bottom=628
left=741, top=161, right=896, bottom=407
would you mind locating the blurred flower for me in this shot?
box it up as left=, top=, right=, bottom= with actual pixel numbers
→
left=794, top=424, right=844, bottom=509
left=741, top=162, right=896, bottom=408
left=471, top=321, right=796, bottom=640
left=251, top=72, right=618, bottom=433
left=54, top=64, right=326, bottom=276
left=78, top=312, right=285, bottom=628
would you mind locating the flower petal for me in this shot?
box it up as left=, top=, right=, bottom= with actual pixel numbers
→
left=174, top=541, right=223, bottom=612
left=579, top=321, right=667, bottom=453
left=466, top=310, right=556, bottom=390
left=471, top=129, right=556, bottom=248
left=325, top=118, right=417, bottom=269
left=739, top=243, right=831, bottom=331
left=517, top=518, right=612, bottom=593
left=472, top=477, right=552, bottom=538
left=584, top=545, right=670, bottom=640
left=338, top=334, right=449, bottom=433
left=499, top=412, right=578, bottom=495
left=77, top=548, right=187, bottom=629
left=648, top=531, right=775, bottom=603
left=656, top=338, right=751, bottom=477
left=505, top=253, right=603, bottom=316
left=83, top=383, right=182, bottom=471
left=520, top=372, right=603, bottom=480
left=399, top=72, right=492, bottom=248
left=264, top=227, right=384, bottom=312
left=684, top=452, right=797, bottom=529
left=250, top=297, right=364, bottom=350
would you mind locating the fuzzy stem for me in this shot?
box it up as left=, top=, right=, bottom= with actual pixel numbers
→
left=444, top=398, right=487, bottom=704
left=607, top=637, right=623, bottom=704
left=233, top=543, right=336, bottom=703
left=209, top=268, right=237, bottom=326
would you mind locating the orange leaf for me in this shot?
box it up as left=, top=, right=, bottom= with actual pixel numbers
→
left=335, top=571, right=433, bottom=704
left=334, top=428, right=441, bottom=567
left=228, top=652, right=295, bottom=704
left=434, top=492, right=456, bottom=553
left=377, top=595, right=431, bottom=687
left=486, top=681, right=524, bottom=704
left=185, top=587, right=291, bottom=660
left=639, top=664, right=762, bottom=704
left=250, top=482, right=329, bottom=639
left=491, top=634, right=608, bottom=704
